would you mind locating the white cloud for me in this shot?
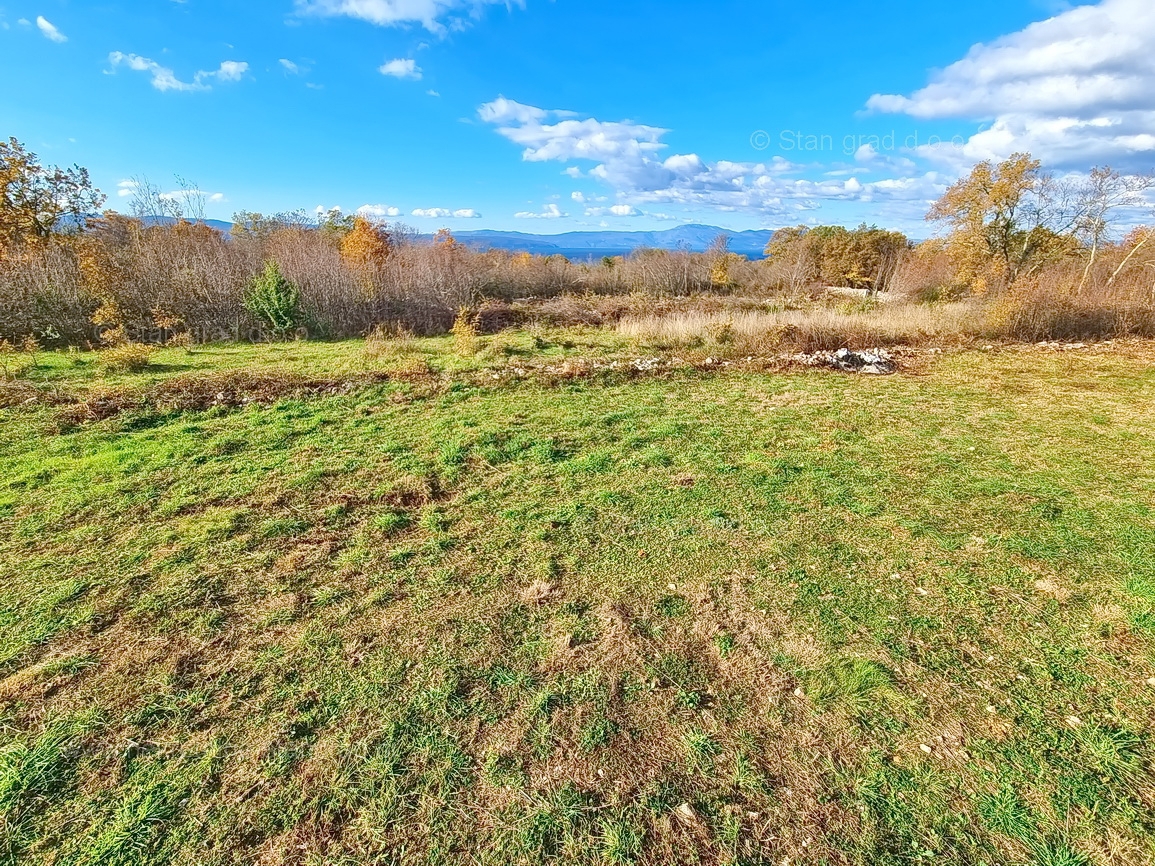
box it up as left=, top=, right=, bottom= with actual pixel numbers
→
left=279, top=58, right=301, bottom=74
left=160, top=188, right=227, bottom=205
left=867, top=0, right=1155, bottom=170
left=108, top=53, right=249, bottom=92
left=379, top=58, right=421, bottom=79
left=116, top=179, right=137, bottom=198
left=584, top=204, right=640, bottom=217
left=408, top=207, right=481, bottom=219
left=514, top=204, right=567, bottom=219
left=108, top=52, right=205, bottom=92
left=204, top=61, right=248, bottom=83
left=358, top=203, right=402, bottom=218
left=426, top=89, right=440, bottom=97
left=480, top=97, right=942, bottom=218
left=295, top=0, right=523, bottom=33
left=570, top=191, right=586, bottom=203
left=36, top=15, right=66, bottom=42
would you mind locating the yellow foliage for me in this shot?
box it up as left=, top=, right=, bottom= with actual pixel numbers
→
left=928, top=153, right=1042, bottom=290
left=710, top=254, right=735, bottom=288
left=99, top=341, right=156, bottom=373
left=340, top=218, right=391, bottom=269
left=92, top=300, right=124, bottom=331
left=450, top=309, right=480, bottom=356
left=434, top=229, right=461, bottom=250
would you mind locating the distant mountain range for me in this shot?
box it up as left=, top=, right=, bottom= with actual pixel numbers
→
left=95, top=217, right=773, bottom=259
left=453, top=225, right=773, bottom=258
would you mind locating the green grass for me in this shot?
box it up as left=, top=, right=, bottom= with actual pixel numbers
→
left=1, top=335, right=1155, bottom=864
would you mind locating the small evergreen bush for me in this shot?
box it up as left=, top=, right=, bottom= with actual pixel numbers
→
left=245, top=261, right=302, bottom=339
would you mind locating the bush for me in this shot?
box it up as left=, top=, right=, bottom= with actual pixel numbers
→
left=451, top=309, right=481, bottom=356
left=245, top=261, right=302, bottom=339
left=99, top=342, right=156, bottom=372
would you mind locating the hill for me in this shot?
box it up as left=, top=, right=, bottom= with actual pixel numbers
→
left=454, top=224, right=774, bottom=258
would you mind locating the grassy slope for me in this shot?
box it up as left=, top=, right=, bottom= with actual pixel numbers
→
left=2, top=338, right=1155, bottom=865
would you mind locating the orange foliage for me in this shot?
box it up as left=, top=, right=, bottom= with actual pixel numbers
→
left=340, top=217, right=392, bottom=269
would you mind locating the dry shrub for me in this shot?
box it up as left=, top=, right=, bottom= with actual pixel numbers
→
left=473, top=299, right=526, bottom=334
left=617, top=304, right=981, bottom=353
left=99, top=342, right=156, bottom=373
left=521, top=292, right=794, bottom=329
left=450, top=309, right=481, bottom=356
left=0, top=242, right=92, bottom=344
left=363, top=323, right=416, bottom=362
left=889, top=243, right=969, bottom=302
left=4, top=214, right=1154, bottom=348
left=985, top=263, right=1155, bottom=341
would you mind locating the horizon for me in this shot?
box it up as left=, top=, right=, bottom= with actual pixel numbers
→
left=4, top=0, right=1155, bottom=236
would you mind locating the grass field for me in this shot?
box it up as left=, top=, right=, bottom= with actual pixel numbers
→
left=2, top=333, right=1155, bottom=865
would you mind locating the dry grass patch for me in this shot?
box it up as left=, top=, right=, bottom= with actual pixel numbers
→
left=617, top=302, right=980, bottom=352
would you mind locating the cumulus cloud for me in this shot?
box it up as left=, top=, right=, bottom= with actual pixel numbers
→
left=514, top=204, right=567, bottom=219
left=584, top=205, right=640, bottom=217
left=206, top=61, right=248, bottom=83
left=108, top=53, right=249, bottom=92
left=36, top=16, right=66, bottom=42
left=480, top=97, right=944, bottom=218
left=358, top=204, right=402, bottom=218
left=410, top=207, right=480, bottom=218
left=867, top=0, right=1155, bottom=170
left=296, top=0, right=523, bottom=33
left=279, top=59, right=301, bottom=74
left=379, top=58, right=421, bottom=79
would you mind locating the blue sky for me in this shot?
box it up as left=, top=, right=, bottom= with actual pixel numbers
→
left=2, top=0, right=1152, bottom=234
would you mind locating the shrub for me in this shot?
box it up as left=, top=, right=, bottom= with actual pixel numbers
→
left=100, top=342, right=156, bottom=372
left=451, top=309, right=481, bottom=356
left=245, top=261, right=302, bottom=339
left=363, top=323, right=416, bottom=362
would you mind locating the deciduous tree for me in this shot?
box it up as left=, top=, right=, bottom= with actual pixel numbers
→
left=0, top=137, right=105, bottom=247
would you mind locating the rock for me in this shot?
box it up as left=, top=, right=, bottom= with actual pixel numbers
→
left=794, top=348, right=897, bottom=374
left=830, top=348, right=897, bottom=374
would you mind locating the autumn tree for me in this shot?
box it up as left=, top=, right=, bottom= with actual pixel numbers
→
left=764, top=224, right=909, bottom=292
left=0, top=136, right=105, bottom=247
left=765, top=226, right=818, bottom=292
left=340, top=217, right=392, bottom=269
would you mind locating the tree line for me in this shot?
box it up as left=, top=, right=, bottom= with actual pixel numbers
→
left=2, top=136, right=1154, bottom=348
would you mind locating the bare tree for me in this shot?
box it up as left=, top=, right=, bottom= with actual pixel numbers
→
left=1073, top=167, right=1155, bottom=291
left=173, top=175, right=208, bottom=224
left=128, top=176, right=182, bottom=223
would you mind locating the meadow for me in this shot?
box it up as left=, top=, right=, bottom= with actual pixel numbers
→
left=2, top=328, right=1154, bottom=865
